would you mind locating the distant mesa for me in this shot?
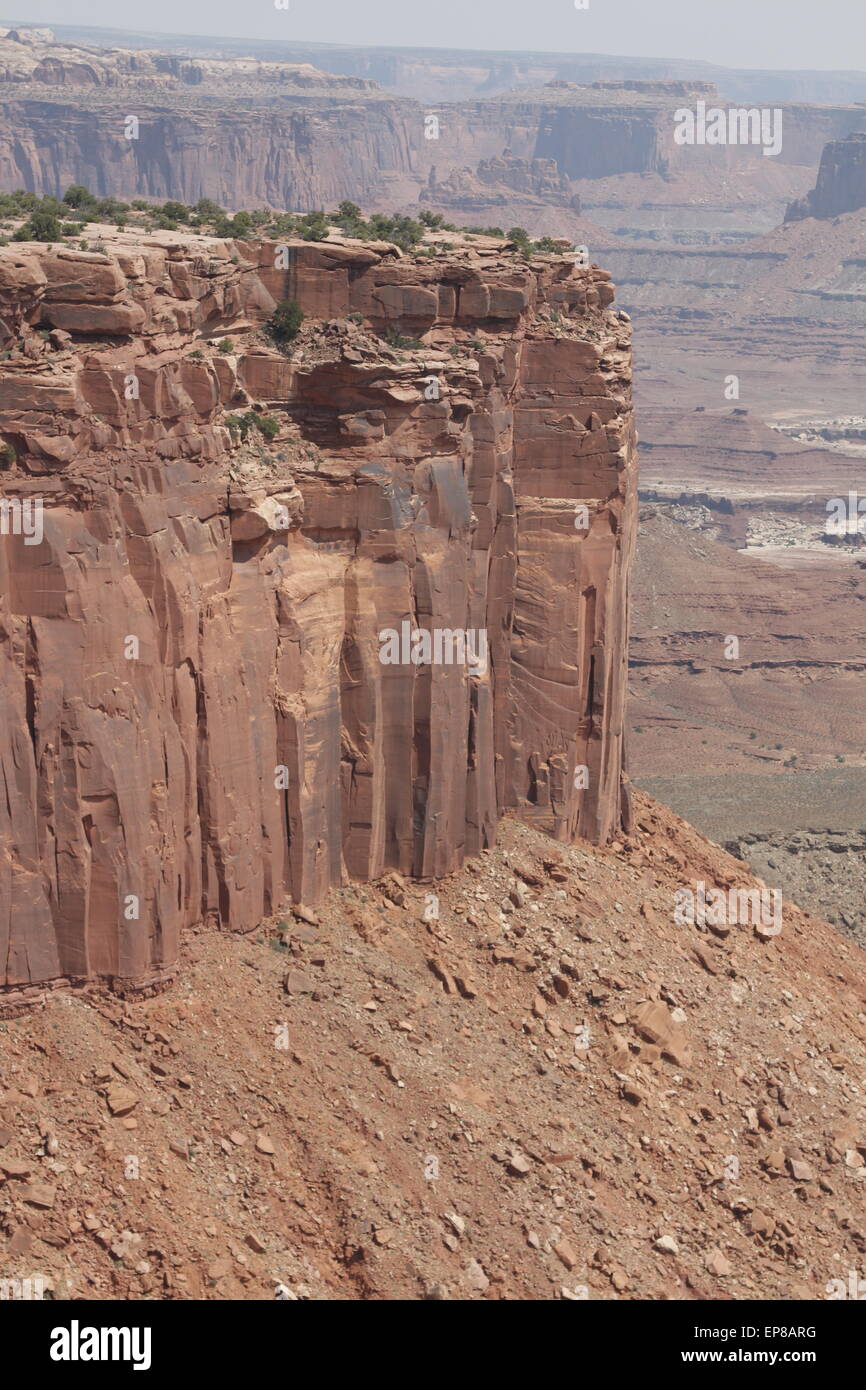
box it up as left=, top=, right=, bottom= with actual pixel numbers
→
left=589, top=80, right=720, bottom=98
left=0, top=26, right=56, bottom=44
left=0, top=30, right=381, bottom=93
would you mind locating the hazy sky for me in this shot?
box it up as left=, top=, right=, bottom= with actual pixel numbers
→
left=13, top=1, right=866, bottom=72
left=10, top=0, right=866, bottom=72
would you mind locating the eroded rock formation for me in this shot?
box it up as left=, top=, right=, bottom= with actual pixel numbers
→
left=0, top=228, right=636, bottom=1002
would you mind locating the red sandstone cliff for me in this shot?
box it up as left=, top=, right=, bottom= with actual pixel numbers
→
left=0, top=228, right=636, bottom=1003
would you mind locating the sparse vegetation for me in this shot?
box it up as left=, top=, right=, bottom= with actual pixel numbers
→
left=160, top=200, right=190, bottom=224
left=330, top=204, right=425, bottom=251
left=383, top=327, right=424, bottom=350
left=0, top=185, right=558, bottom=266
left=461, top=223, right=506, bottom=238
left=299, top=210, right=330, bottom=242
left=213, top=210, right=254, bottom=240
left=226, top=410, right=281, bottom=443
left=507, top=226, right=531, bottom=249
left=267, top=299, right=305, bottom=347
left=255, top=414, right=281, bottom=441
left=14, top=209, right=61, bottom=242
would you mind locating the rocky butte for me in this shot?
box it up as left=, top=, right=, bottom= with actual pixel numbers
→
left=0, top=225, right=637, bottom=1006
left=785, top=131, right=866, bottom=220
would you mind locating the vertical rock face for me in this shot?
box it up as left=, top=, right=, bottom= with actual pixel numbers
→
left=785, top=132, right=866, bottom=220
left=0, top=98, right=419, bottom=210
left=0, top=230, right=637, bottom=1001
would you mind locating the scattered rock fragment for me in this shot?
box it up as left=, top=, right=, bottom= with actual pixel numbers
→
left=705, top=1248, right=732, bottom=1277
left=465, top=1259, right=489, bottom=1293
left=22, top=1182, right=57, bottom=1209
left=554, top=1236, right=578, bottom=1270
left=105, top=1084, right=138, bottom=1117
left=0, top=1157, right=33, bottom=1179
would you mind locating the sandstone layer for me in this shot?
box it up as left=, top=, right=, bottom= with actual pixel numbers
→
left=0, top=228, right=636, bottom=1001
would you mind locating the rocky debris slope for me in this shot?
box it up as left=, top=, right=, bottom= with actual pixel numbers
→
left=786, top=133, right=866, bottom=221
left=0, top=227, right=636, bottom=1003
left=0, top=794, right=864, bottom=1301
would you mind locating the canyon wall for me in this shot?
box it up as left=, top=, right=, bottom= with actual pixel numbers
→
left=2, top=31, right=865, bottom=215
left=0, top=97, right=420, bottom=210
left=2, top=92, right=859, bottom=212
left=0, top=229, right=637, bottom=1003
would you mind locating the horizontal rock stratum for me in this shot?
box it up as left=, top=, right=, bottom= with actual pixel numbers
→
left=0, top=227, right=637, bottom=1002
